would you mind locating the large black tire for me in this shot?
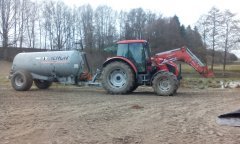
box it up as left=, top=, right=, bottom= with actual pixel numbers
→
left=129, top=84, right=139, bottom=93
left=101, top=61, right=135, bottom=94
left=11, top=70, right=33, bottom=91
left=152, top=72, right=177, bottom=96
left=174, top=80, right=180, bottom=94
left=34, top=79, right=52, bottom=89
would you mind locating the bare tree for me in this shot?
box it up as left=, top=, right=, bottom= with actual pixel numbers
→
left=66, top=10, right=72, bottom=50
left=37, top=2, right=43, bottom=49
left=74, top=7, right=84, bottom=49
left=0, top=0, right=16, bottom=59
left=197, top=15, right=209, bottom=48
left=94, top=5, right=117, bottom=49
left=118, top=11, right=127, bottom=40
left=13, top=0, right=20, bottom=47
left=25, top=1, right=38, bottom=48
left=18, top=0, right=29, bottom=48
left=53, top=1, right=70, bottom=50
left=206, top=7, right=222, bottom=70
left=125, top=8, right=146, bottom=39
left=78, top=4, right=94, bottom=49
left=42, top=1, right=54, bottom=49
left=219, top=10, right=240, bottom=75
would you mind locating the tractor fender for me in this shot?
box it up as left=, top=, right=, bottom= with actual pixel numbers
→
left=102, top=56, right=138, bottom=74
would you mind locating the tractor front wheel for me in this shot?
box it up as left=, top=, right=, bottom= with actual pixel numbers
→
left=101, top=61, right=135, bottom=94
left=152, top=72, right=177, bottom=96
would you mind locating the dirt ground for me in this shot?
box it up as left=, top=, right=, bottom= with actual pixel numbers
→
left=1, top=61, right=240, bottom=144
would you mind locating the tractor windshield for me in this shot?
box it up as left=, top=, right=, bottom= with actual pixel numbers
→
left=117, top=44, right=128, bottom=57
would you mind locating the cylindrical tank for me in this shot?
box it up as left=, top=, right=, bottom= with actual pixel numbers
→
left=12, top=50, right=84, bottom=77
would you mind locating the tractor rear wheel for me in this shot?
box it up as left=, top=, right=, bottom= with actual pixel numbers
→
left=34, top=79, right=52, bottom=89
left=152, top=72, right=177, bottom=96
left=11, top=70, right=33, bottom=91
left=102, top=61, right=135, bottom=94
left=129, top=84, right=138, bottom=92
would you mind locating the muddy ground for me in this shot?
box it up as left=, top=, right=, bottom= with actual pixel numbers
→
left=1, top=61, right=240, bottom=144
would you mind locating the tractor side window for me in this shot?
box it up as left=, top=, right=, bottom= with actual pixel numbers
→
left=129, top=43, right=145, bottom=73
left=144, top=42, right=151, bottom=59
left=117, top=44, right=128, bottom=57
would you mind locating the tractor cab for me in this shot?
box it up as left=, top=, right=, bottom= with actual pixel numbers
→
left=117, top=40, right=151, bottom=73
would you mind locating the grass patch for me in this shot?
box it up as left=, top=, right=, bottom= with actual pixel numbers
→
left=181, top=78, right=213, bottom=89
left=181, top=77, right=240, bottom=89
left=0, top=76, right=11, bottom=86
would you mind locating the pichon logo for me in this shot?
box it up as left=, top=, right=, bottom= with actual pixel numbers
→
left=41, top=55, right=70, bottom=63
left=51, top=56, right=69, bottom=61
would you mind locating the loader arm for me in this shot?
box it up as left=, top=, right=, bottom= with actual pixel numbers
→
left=154, top=47, right=214, bottom=77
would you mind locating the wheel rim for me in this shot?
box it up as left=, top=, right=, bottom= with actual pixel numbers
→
left=15, top=74, right=24, bottom=87
left=158, top=77, right=171, bottom=92
left=108, top=68, right=127, bottom=88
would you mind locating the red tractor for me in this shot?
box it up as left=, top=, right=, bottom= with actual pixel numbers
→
left=101, top=40, right=213, bottom=96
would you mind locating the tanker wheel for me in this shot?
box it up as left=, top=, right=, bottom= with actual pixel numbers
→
left=34, top=79, right=52, bottom=89
left=11, top=70, right=33, bottom=91
left=152, top=72, right=177, bottom=96
left=102, top=61, right=135, bottom=94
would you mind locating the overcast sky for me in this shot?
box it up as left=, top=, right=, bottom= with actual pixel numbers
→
left=63, top=0, right=239, bottom=27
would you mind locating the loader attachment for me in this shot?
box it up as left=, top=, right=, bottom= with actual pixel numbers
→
left=155, top=47, right=214, bottom=78
left=217, top=109, right=240, bottom=127
left=201, top=66, right=214, bottom=78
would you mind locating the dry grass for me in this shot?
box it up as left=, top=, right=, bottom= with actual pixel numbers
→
left=181, top=78, right=220, bottom=89
left=0, top=60, right=11, bottom=86
left=0, top=60, right=11, bottom=74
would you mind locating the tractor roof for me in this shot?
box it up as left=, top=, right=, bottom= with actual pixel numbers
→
left=117, top=40, right=147, bottom=44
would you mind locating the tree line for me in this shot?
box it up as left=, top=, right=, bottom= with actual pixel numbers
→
left=0, top=0, right=239, bottom=74
left=197, top=7, right=240, bottom=74
left=0, top=1, right=204, bottom=55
